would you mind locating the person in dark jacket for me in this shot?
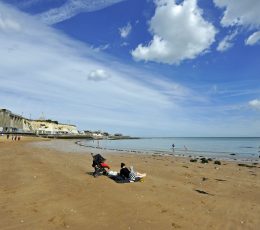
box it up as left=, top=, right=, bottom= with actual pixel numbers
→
left=119, top=163, right=130, bottom=179
left=120, top=163, right=146, bottom=182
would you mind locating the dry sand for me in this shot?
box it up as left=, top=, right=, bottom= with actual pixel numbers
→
left=0, top=136, right=260, bottom=230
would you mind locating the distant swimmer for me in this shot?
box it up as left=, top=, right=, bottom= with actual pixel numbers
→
left=172, top=144, right=175, bottom=148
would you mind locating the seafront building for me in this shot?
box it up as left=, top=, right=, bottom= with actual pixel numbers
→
left=0, top=108, right=78, bottom=135
left=0, top=109, right=31, bottom=133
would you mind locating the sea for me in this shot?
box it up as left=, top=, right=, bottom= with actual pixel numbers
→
left=81, top=137, right=260, bottom=162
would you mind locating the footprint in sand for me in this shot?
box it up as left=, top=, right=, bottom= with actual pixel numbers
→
left=171, top=222, right=181, bottom=228
left=161, top=209, right=168, bottom=213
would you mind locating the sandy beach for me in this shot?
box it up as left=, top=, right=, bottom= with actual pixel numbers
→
left=0, top=137, right=260, bottom=230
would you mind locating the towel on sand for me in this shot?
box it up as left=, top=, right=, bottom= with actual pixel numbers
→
left=108, top=175, right=141, bottom=183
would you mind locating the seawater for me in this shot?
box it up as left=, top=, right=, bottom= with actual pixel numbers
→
left=82, top=137, right=260, bottom=161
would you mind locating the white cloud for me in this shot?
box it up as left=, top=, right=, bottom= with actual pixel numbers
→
left=131, top=0, right=217, bottom=65
left=214, top=1, right=260, bottom=50
left=1, top=2, right=259, bottom=137
left=0, top=12, right=21, bottom=31
left=37, top=0, right=126, bottom=25
left=0, top=2, right=181, bottom=135
left=148, top=78, right=206, bottom=103
left=87, top=69, right=111, bottom=81
left=213, top=0, right=260, bottom=28
left=93, top=44, right=110, bottom=52
left=119, top=22, right=132, bottom=38
left=217, top=31, right=237, bottom=52
left=249, top=99, right=260, bottom=109
left=245, top=31, right=260, bottom=46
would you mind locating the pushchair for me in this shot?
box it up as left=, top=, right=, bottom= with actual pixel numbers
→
left=91, top=153, right=110, bottom=177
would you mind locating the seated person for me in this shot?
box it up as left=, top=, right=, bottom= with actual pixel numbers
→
left=120, top=163, right=130, bottom=179
left=120, top=163, right=146, bottom=182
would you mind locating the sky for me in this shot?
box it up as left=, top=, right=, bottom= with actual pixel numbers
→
left=0, top=0, right=260, bottom=137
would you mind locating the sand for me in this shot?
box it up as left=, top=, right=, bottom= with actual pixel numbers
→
left=0, top=137, right=260, bottom=230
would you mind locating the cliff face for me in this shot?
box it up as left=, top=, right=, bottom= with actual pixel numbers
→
left=29, top=120, right=78, bottom=135
left=0, top=109, right=78, bottom=134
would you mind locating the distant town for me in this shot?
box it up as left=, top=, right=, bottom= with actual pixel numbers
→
left=0, top=108, right=129, bottom=139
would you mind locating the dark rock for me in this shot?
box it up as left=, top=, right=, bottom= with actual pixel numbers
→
left=202, top=177, right=208, bottom=181
left=214, top=160, right=221, bottom=165
left=190, top=159, right=197, bottom=162
left=230, top=153, right=236, bottom=156
left=208, top=158, right=213, bottom=161
left=201, top=158, right=208, bottom=164
left=238, top=163, right=256, bottom=168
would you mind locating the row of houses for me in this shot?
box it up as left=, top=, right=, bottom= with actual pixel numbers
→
left=0, top=109, right=78, bottom=135
left=80, top=130, right=123, bottom=139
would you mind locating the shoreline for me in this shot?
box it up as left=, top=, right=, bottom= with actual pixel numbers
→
left=73, top=140, right=260, bottom=164
left=2, top=134, right=259, bottom=163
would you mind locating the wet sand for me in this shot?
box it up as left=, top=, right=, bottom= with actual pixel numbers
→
left=0, top=137, right=260, bottom=229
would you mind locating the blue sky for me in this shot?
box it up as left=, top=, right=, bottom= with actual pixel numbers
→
left=0, top=0, right=260, bottom=137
